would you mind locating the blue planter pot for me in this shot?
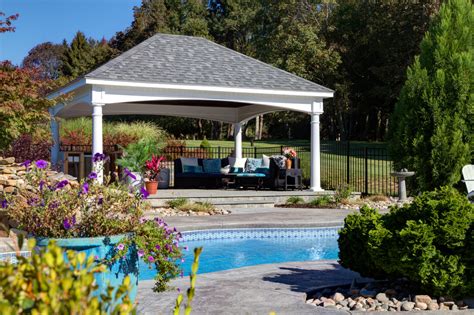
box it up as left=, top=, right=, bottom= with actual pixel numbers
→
left=36, top=234, right=139, bottom=304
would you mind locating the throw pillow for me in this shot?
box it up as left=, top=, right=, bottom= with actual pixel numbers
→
left=180, top=157, right=199, bottom=172
left=183, top=165, right=203, bottom=173
left=245, top=158, right=263, bottom=173
left=203, top=159, right=221, bottom=173
left=220, top=165, right=231, bottom=174
left=271, top=155, right=286, bottom=169
left=228, top=157, right=247, bottom=169
left=262, top=154, right=270, bottom=168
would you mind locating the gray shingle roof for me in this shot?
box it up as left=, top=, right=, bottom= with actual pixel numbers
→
left=86, top=34, right=333, bottom=93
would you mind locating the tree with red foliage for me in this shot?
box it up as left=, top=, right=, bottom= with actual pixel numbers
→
left=0, top=61, right=55, bottom=149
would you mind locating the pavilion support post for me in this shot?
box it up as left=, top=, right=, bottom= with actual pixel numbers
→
left=234, top=122, right=242, bottom=158
left=92, top=103, right=104, bottom=183
left=49, top=110, right=60, bottom=167
left=310, top=102, right=324, bottom=192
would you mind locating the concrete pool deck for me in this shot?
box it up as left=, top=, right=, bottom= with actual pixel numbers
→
left=137, top=207, right=371, bottom=314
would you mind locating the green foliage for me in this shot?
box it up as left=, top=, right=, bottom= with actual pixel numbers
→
left=117, top=138, right=160, bottom=173
left=286, top=196, right=304, bottom=205
left=388, top=0, right=474, bottom=192
left=0, top=239, right=135, bottom=314
left=309, top=195, right=333, bottom=207
left=4, top=159, right=182, bottom=292
left=199, top=138, right=211, bottom=150
left=334, top=184, right=352, bottom=203
left=22, top=42, right=65, bottom=80
left=338, top=186, right=474, bottom=297
left=61, top=31, right=115, bottom=78
left=167, top=197, right=189, bottom=209
left=174, top=247, right=203, bottom=315
left=0, top=62, right=56, bottom=150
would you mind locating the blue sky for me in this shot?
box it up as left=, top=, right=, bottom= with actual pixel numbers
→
left=1, top=0, right=141, bottom=65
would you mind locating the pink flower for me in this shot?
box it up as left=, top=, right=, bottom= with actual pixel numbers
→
left=148, top=256, right=155, bottom=262
left=138, top=249, right=145, bottom=257
left=117, top=243, right=125, bottom=251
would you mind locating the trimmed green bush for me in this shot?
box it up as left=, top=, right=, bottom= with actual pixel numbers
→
left=309, top=195, right=333, bottom=207
left=199, top=138, right=211, bottom=150
left=166, top=197, right=189, bottom=209
left=338, top=186, right=474, bottom=297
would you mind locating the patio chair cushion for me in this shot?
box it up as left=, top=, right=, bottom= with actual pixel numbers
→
left=235, top=173, right=266, bottom=177
left=180, top=157, right=199, bottom=172
left=230, top=167, right=244, bottom=173
left=262, top=154, right=270, bottom=168
left=255, top=167, right=270, bottom=175
left=245, top=158, right=263, bottom=173
left=183, top=165, right=203, bottom=173
left=203, top=159, right=221, bottom=173
left=271, top=155, right=286, bottom=169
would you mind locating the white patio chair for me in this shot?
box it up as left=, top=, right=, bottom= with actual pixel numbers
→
left=462, top=164, right=474, bottom=201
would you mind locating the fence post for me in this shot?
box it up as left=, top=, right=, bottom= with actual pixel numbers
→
left=254, top=146, right=257, bottom=158
left=280, top=145, right=284, bottom=154
left=346, top=141, right=350, bottom=184
left=364, top=147, right=369, bottom=195
left=218, top=146, right=221, bottom=159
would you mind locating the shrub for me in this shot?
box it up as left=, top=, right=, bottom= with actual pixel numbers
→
left=0, top=239, right=135, bottom=314
left=117, top=138, right=160, bottom=173
left=286, top=196, right=304, bottom=205
left=199, top=138, right=211, bottom=150
left=309, top=195, right=333, bottom=207
left=338, top=186, right=474, bottom=297
left=167, top=197, right=189, bottom=209
left=3, top=134, right=51, bottom=163
left=334, top=184, right=352, bottom=203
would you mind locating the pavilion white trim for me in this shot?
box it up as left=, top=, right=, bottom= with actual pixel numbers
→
left=48, top=78, right=332, bottom=191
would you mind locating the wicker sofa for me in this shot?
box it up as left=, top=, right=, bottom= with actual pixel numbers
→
left=173, top=157, right=300, bottom=189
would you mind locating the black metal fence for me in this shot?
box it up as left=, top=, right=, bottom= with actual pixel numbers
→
left=162, top=142, right=397, bottom=195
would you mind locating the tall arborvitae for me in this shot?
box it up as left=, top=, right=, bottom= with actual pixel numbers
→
left=388, top=0, right=474, bottom=192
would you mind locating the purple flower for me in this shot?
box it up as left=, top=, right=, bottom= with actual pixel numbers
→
left=117, top=243, right=125, bottom=251
left=181, top=258, right=185, bottom=263
left=148, top=256, right=155, bottom=262
left=35, top=160, right=48, bottom=169
left=27, top=197, right=39, bottom=206
left=140, top=186, right=149, bottom=199
left=94, top=255, right=99, bottom=260
left=180, top=271, right=184, bottom=278
left=123, top=168, right=137, bottom=180
left=155, top=245, right=161, bottom=250
left=48, top=201, right=59, bottom=210
left=139, top=217, right=147, bottom=224
left=87, top=172, right=97, bottom=180
left=97, top=197, right=103, bottom=205
left=20, top=160, right=31, bottom=168
left=55, top=180, right=69, bottom=190
left=177, top=288, right=181, bottom=293
left=63, top=216, right=75, bottom=230
left=92, top=153, right=106, bottom=163
left=39, top=180, right=45, bottom=191
left=138, top=249, right=145, bottom=257
left=184, top=246, right=189, bottom=251
left=1, top=200, right=8, bottom=209
left=81, top=182, right=89, bottom=195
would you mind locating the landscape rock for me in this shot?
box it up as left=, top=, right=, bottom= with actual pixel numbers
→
left=415, top=302, right=427, bottom=310
left=401, top=302, right=415, bottom=311
left=376, top=293, right=389, bottom=303
left=332, top=292, right=345, bottom=302
left=428, top=302, right=439, bottom=311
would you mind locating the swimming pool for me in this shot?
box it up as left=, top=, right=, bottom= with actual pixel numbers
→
left=139, top=227, right=340, bottom=280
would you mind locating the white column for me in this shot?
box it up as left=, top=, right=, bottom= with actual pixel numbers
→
left=310, top=102, right=324, bottom=192
left=49, top=112, right=60, bottom=166
left=92, top=103, right=104, bottom=183
left=234, top=122, right=242, bottom=158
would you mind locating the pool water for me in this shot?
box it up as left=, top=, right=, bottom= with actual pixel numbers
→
left=139, top=227, right=339, bottom=280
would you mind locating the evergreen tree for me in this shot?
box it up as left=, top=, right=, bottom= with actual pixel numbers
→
left=61, top=32, right=114, bottom=79
left=388, top=0, right=474, bottom=192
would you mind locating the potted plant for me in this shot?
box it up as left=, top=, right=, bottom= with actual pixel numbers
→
left=117, top=138, right=158, bottom=187
left=144, top=154, right=165, bottom=194
left=2, top=155, right=182, bottom=303
left=282, top=147, right=297, bottom=169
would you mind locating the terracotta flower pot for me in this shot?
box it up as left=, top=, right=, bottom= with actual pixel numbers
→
left=285, top=159, right=292, bottom=169
left=145, top=180, right=158, bottom=194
